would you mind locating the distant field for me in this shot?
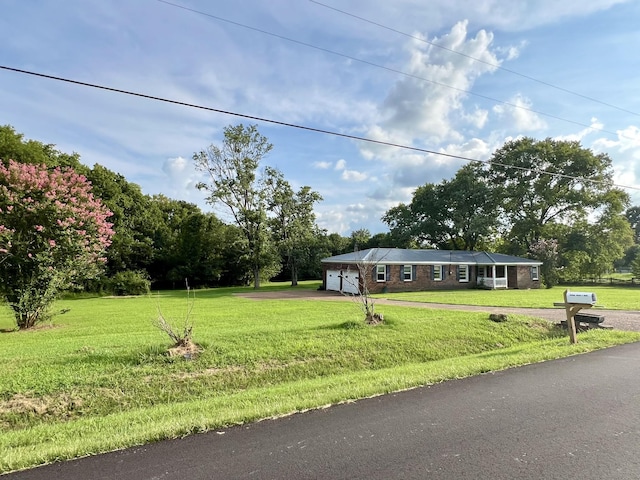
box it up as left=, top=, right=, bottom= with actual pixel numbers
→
left=380, top=285, right=640, bottom=310
left=1, top=281, right=639, bottom=473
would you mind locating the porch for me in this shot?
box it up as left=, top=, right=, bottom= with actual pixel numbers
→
left=477, top=265, right=512, bottom=289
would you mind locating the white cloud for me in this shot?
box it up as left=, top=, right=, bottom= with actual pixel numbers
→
left=335, top=159, right=347, bottom=170
left=368, top=21, right=504, bottom=145
left=554, top=118, right=605, bottom=142
left=160, top=156, right=203, bottom=201
left=313, top=161, right=332, bottom=169
left=341, top=169, right=368, bottom=182
left=592, top=125, right=640, bottom=156
left=461, top=107, right=489, bottom=129
left=590, top=124, right=640, bottom=206
left=493, top=94, right=547, bottom=132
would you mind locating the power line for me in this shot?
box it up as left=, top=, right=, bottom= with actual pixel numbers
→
left=154, top=0, right=628, bottom=141
left=309, top=0, right=640, bottom=119
left=1, top=64, right=638, bottom=192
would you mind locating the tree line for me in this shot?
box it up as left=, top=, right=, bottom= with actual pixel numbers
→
left=0, top=125, right=356, bottom=297
left=2, top=123, right=640, bottom=329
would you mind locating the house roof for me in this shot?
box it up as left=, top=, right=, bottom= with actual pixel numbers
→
left=321, top=248, right=542, bottom=266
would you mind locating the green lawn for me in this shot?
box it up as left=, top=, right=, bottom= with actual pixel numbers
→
left=1, top=282, right=639, bottom=473
left=380, top=285, right=640, bottom=310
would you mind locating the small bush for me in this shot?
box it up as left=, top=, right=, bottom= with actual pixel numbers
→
left=108, top=271, right=151, bottom=296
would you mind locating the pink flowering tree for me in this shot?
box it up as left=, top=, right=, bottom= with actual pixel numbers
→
left=0, top=160, right=114, bottom=329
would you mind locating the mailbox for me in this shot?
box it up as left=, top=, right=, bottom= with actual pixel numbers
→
left=565, top=291, right=597, bottom=305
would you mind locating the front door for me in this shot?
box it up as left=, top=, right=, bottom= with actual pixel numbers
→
left=507, top=266, right=518, bottom=289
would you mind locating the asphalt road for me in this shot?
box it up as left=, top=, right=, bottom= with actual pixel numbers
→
left=7, top=342, right=640, bottom=480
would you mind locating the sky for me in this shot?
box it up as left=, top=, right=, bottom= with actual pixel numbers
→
left=2, top=0, right=640, bottom=235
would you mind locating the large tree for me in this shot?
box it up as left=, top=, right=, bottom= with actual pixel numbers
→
left=0, top=160, right=114, bottom=329
left=194, top=124, right=280, bottom=288
left=265, top=167, right=322, bottom=286
left=383, top=164, right=498, bottom=250
left=483, top=137, right=625, bottom=253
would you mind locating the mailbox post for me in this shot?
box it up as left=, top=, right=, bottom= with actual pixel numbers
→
left=553, top=289, right=597, bottom=344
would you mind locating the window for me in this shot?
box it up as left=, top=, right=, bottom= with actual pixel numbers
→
left=531, top=266, right=539, bottom=280
left=403, top=265, right=412, bottom=281
left=433, top=265, right=443, bottom=281
left=376, top=264, right=386, bottom=282
left=458, top=265, right=469, bottom=283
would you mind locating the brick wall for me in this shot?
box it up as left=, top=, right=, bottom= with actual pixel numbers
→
left=516, top=265, right=541, bottom=289
left=323, top=263, right=476, bottom=293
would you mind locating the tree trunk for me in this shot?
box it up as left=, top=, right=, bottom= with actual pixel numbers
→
left=290, top=263, right=298, bottom=286
left=253, top=266, right=261, bottom=289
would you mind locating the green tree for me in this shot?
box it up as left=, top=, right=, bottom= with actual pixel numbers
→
left=0, top=125, right=86, bottom=171
left=557, top=210, right=633, bottom=280
left=349, top=228, right=371, bottom=252
left=383, top=164, right=498, bottom=250
left=483, top=137, right=624, bottom=254
left=529, top=238, right=559, bottom=288
left=86, top=164, right=159, bottom=275
left=0, top=161, right=113, bottom=329
left=194, top=124, right=280, bottom=288
left=626, top=206, right=640, bottom=243
left=265, top=167, right=322, bottom=286
left=166, top=212, right=229, bottom=287
left=632, top=253, right=640, bottom=278
left=325, top=232, right=350, bottom=255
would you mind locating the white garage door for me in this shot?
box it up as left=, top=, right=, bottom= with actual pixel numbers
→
left=340, top=271, right=360, bottom=294
left=326, top=269, right=361, bottom=294
left=326, top=270, right=341, bottom=292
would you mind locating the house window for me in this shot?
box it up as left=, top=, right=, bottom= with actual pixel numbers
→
left=531, top=266, right=539, bottom=280
left=403, top=265, right=412, bottom=281
left=458, top=265, right=469, bottom=282
left=376, top=264, right=386, bottom=282
left=478, top=266, right=492, bottom=277
left=433, top=265, right=443, bottom=281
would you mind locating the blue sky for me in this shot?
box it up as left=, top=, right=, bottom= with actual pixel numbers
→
left=2, top=0, right=640, bottom=235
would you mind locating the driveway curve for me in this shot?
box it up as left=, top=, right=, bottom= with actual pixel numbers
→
left=235, top=290, right=640, bottom=332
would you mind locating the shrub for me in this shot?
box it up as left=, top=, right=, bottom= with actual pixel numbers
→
left=108, top=270, right=150, bottom=296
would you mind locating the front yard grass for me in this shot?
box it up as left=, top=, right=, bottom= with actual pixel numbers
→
left=381, top=285, right=640, bottom=310
left=1, top=283, right=639, bottom=473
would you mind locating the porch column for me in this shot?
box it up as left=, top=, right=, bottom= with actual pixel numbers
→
left=492, top=265, right=496, bottom=289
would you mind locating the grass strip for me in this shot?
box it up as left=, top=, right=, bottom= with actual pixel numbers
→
left=2, top=329, right=638, bottom=473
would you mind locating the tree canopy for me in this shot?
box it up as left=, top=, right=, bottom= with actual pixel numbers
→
left=383, top=164, right=498, bottom=250
left=484, top=137, right=625, bottom=253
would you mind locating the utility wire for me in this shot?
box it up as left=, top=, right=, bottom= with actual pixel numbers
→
left=309, top=0, right=640, bottom=118
left=155, top=0, right=627, bottom=141
left=1, top=64, right=638, bottom=192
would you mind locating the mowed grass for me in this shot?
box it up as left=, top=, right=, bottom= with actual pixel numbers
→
left=1, top=282, right=639, bottom=473
left=381, top=285, right=640, bottom=310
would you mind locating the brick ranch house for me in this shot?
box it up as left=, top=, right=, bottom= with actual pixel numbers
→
left=321, top=248, right=542, bottom=294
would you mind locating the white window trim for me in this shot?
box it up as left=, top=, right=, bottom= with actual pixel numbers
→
left=433, top=265, right=442, bottom=281
left=458, top=265, right=469, bottom=283
left=376, top=264, right=386, bottom=282
left=403, top=265, right=412, bottom=282
left=531, top=266, right=539, bottom=281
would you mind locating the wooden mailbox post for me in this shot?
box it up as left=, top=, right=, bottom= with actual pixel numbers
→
left=553, top=289, right=597, bottom=344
